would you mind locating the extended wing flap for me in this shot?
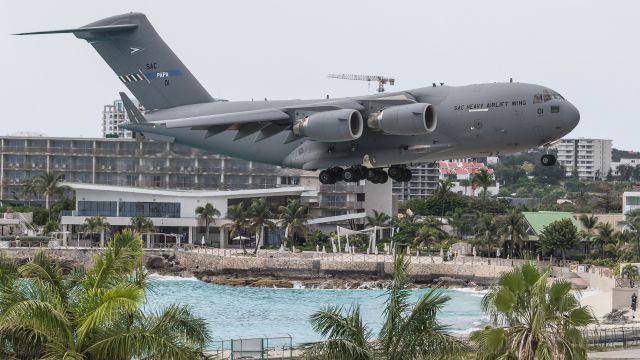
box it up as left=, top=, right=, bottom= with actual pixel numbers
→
left=161, top=109, right=291, bottom=129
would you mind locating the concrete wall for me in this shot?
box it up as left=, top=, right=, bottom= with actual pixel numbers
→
left=2, top=248, right=512, bottom=285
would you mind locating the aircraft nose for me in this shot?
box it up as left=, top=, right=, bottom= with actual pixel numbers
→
left=565, top=101, right=580, bottom=131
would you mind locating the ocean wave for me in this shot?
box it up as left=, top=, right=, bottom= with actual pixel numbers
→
left=449, top=287, right=489, bottom=296
left=147, top=273, right=200, bottom=282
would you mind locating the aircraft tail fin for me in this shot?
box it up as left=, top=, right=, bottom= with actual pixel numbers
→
left=17, top=13, right=213, bottom=110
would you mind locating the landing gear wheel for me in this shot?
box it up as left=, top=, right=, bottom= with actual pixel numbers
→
left=366, top=168, right=389, bottom=184
left=319, top=170, right=335, bottom=184
left=343, top=167, right=358, bottom=182
left=402, top=168, right=413, bottom=182
left=541, top=154, right=556, bottom=167
left=388, top=166, right=404, bottom=181
left=329, top=167, right=344, bottom=181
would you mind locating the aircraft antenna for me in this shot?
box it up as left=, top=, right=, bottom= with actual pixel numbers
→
left=328, top=74, right=395, bottom=93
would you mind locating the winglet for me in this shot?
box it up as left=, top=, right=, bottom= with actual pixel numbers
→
left=119, top=92, right=146, bottom=123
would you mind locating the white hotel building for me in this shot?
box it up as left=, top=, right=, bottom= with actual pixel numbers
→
left=551, top=138, right=612, bottom=180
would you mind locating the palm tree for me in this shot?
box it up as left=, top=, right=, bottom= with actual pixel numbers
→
left=578, top=214, right=599, bottom=253
left=414, top=225, right=446, bottom=248
left=622, top=264, right=640, bottom=287
left=593, top=222, right=615, bottom=257
left=303, top=252, right=465, bottom=359
left=81, top=215, right=111, bottom=246
left=130, top=215, right=155, bottom=234
left=366, top=209, right=391, bottom=227
left=0, top=230, right=210, bottom=359
left=448, top=208, right=469, bottom=239
left=475, top=213, right=498, bottom=257
left=195, top=203, right=221, bottom=246
left=460, top=178, right=471, bottom=196
left=472, top=168, right=492, bottom=204
left=470, top=263, right=595, bottom=359
left=278, top=198, right=309, bottom=248
left=33, top=171, right=66, bottom=213
left=498, top=210, right=528, bottom=258
left=435, top=178, right=454, bottom=217
left=249, top=198, right=276, bottom=254
left=224, top=203, right=250, bottom=253
left=21, top=178, right=39, bottom=207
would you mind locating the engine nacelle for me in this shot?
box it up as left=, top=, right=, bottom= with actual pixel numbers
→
left=292, top=109, right=363, bottom=142
left=367, top=103, right=437, bottom=135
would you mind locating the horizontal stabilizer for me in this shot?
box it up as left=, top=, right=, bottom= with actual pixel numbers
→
left=119, top=92, right=146, bottom=123
left=14, top=24, right=137, bottom=36
left=161, top=109, right=291, bottom=129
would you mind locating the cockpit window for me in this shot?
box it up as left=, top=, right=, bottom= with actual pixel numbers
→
left=533, top=89, right=565, bottom=103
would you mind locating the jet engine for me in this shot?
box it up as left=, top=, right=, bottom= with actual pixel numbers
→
left=367, top=103, right=437, bottom=135
left=293, top=109, right=363, bottom=142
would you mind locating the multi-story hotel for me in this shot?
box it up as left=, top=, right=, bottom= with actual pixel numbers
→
left=551, top=138, right=612, bottom=180
left=0, top=136, right=389, bottom=231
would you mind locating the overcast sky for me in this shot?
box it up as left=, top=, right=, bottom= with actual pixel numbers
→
left=1, top=1, right=638, bottom=149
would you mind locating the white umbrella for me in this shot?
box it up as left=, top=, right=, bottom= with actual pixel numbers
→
left=232, top=236, right=249, bottom=241
left=322, top=245, right=326, bottom=253
left=472, top=246, right=477, bottom=257
left=440, top=247, right=444, bottom=257
left=496, top=248, right=501, bottom=257
left=201, top=235, right=206, bottom=246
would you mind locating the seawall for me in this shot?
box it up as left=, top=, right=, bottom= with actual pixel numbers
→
left=2, top=248, right=513, bottom=285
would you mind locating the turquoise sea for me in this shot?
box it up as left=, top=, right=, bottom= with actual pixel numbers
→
left=145, top=275, right=487, bottom=345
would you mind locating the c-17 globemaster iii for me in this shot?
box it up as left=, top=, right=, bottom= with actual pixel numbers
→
left=16, top=12, right=579, bottom=185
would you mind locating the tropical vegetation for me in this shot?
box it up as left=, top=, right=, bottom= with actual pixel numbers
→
left=303, top=252, right=465, bottom=359
left=470, top=263, right=595, bottom=359
left=0, top=229, right=211, bottom=359
left=195, top=203, right=221, bottom=246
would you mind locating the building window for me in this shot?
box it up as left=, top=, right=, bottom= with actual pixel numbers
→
left=280, top=176, right=300, bottom=185
left=118, top=202, right=180, bottom=218
left=77, top=201, right=118, bottom=216
left=152, top=175, right=161, bottom=187
left=356, top=193, right=365, bottom=202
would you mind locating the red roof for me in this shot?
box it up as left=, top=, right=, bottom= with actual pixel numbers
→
left=438, top=161, right=494, bottom=175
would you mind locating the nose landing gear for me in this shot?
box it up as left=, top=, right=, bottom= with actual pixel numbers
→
left=541, top=154, right=557, bottom=167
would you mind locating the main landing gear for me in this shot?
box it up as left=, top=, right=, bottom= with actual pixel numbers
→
left=541, top=154, right=556, bottom=167
left=318, top=165, right=412, bottom=184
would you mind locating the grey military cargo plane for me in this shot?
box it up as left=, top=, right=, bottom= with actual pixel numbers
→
left=17, top=12, right=580, bottom=185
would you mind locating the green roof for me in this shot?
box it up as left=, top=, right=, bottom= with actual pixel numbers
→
left=522, top=212, right=580, bottom=241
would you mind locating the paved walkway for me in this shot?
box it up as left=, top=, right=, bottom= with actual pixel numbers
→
left=589, top=349, right=640, bottom=359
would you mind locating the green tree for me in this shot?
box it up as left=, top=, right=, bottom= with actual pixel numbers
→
left=366, top=209, right=391, bottom=227
left=224, top=203, right=250, bottom=253
left=303, top=252, right=464, bottom=359
left=520, top=161, right=535, bottom=175
left=539, top=219, right=579, bottom=260
left=475, top=213, right=498, bottom=257
left=81, top=216, right=111, bottom=246
left=414, top=224, right=446, bottom=248
left=249, top=197, right=276, bottom=254
left=130, top=215, right=155, bottom=234
left=472, top=169, right=493, bottom=206
left=448, top=208, right=469, bottom=239
left=593, top=222, right=615, bottom=257
left=435, top=179, right=454, bottom=217
left=578, top=214, right=598, bottom=253
left=21, top=177, right=39, bottom=207
left=195, top=203, right=221, bottom=246
left=278, top=198, right=309, bottom=247
left=33, top=172, right=67, bottom=217
left=498, top=210, right=528, bottom=258
left=0, top=230, right=210, bottom=359
left=470, top=263, right=595, bottom=359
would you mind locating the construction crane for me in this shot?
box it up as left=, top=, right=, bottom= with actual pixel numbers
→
left=328, top=74, right=395, bottom=93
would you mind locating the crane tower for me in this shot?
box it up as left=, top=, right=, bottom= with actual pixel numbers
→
left=328, top=74, right=395, bottom=93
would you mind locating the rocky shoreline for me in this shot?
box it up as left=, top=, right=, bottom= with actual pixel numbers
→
left=146, top=253, right=486, bottom=290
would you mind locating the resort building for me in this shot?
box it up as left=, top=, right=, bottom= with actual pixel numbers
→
left=551, top=138, right=612, bottom=180
left=0, top=135, right=389, bottom=229
left=623, top=191, right=640, bottom=220
left=60, top=182, right=391, bottom=247
left=392, top=163, right=440, bottom=200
